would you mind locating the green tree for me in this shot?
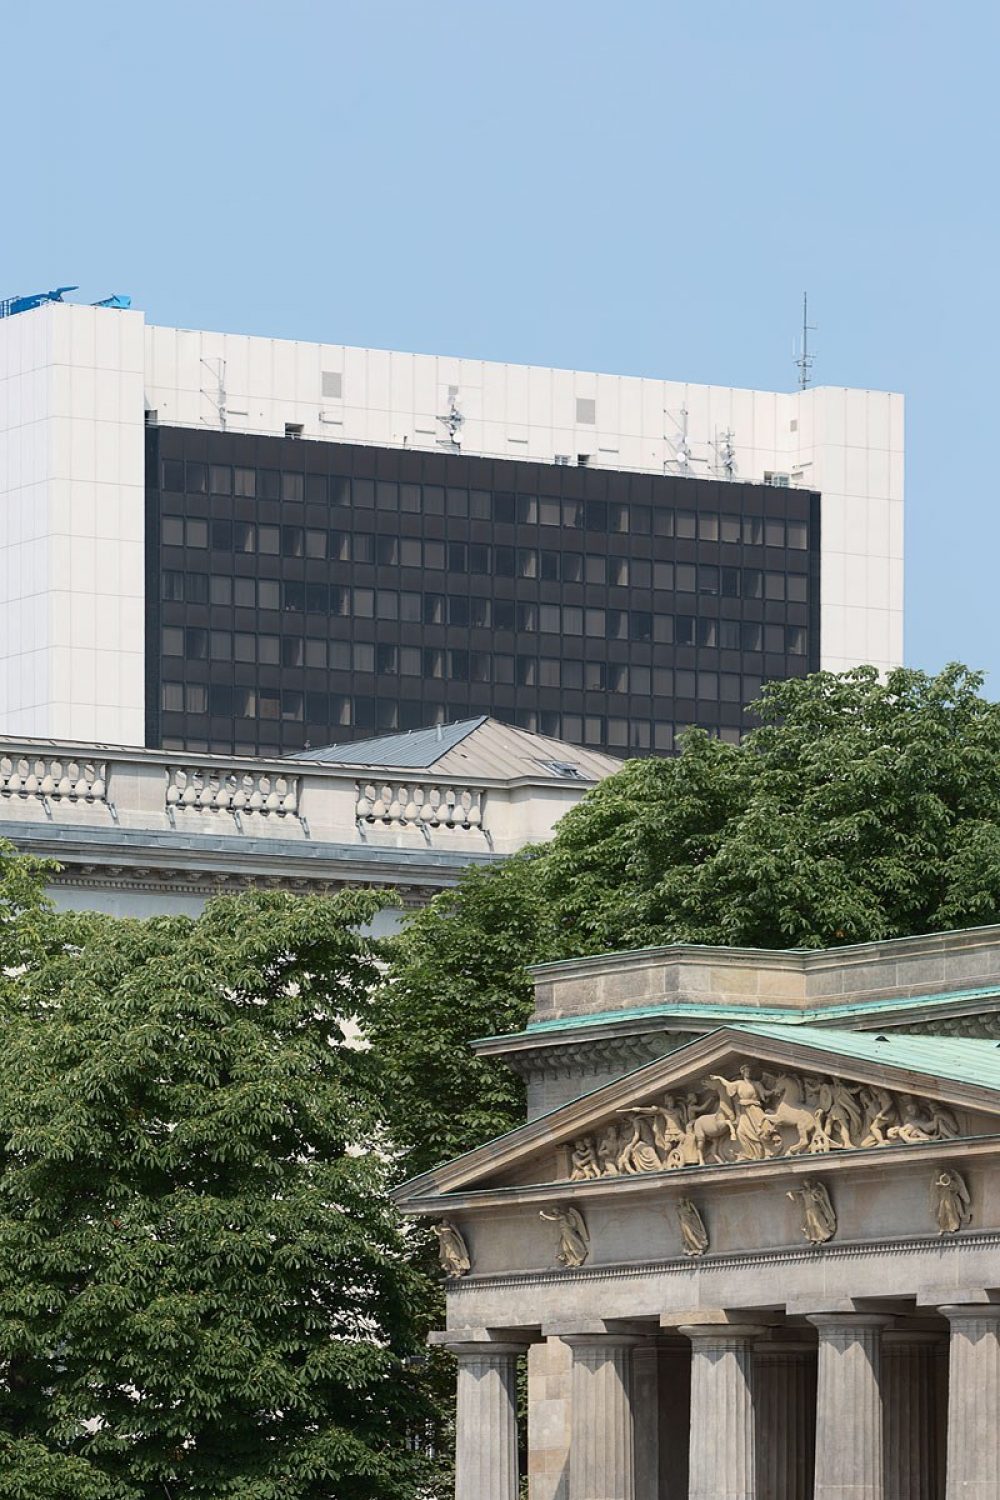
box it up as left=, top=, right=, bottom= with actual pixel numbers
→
left=375, top=664, right=1000, bottom=1170
left=0, top=886, right=437, bottom=1500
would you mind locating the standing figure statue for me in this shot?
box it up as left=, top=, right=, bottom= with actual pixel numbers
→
left=676, top=1198, right=709, bottom=1257
left=787, top=1178, right=837, bottom=1245
left=931, top=1168, right=972, bottom=1234
left=819, top=1079, right=863, bottom=1149
left=433, top=1220, right=472, bottom=1277
left=710, top=1064, right=777, bottom=1161
left=540, top=1204, right=590, bottom=1268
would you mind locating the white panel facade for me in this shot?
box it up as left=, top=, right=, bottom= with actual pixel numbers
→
left=0, top=304, right=903, bottom=747
left=0, top=303, right=146, bottom=742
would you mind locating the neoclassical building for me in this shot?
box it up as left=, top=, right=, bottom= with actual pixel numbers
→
left=395, top=925, right=1000, bottom=1499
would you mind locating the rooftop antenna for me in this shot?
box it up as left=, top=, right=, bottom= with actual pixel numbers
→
left=795, top=292, right=816, bottom=390
left=200, top=357, right=227, bottom=430
left=714, top=428, right=737, bottom=479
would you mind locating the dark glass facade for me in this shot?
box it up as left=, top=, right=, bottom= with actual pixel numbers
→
left=145, top=426, right=821, bottom=757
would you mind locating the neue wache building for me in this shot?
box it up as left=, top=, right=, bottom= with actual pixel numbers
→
left=396, top=925, right=1000, bottom=1498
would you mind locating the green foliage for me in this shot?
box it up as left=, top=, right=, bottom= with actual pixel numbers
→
left=378, top=664, right=1000, bottom=1172
left=0, top=886, right=436, bottom=1499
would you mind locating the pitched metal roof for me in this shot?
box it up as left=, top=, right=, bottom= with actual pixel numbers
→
left=741, top=1023, right=1000, bottom=1093
left=290, top=717, right=622, bottom=782
left=293, top=718, right=486, bottom=769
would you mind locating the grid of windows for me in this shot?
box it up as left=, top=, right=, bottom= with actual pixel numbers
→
left=146, top=430, right=820, bottom=757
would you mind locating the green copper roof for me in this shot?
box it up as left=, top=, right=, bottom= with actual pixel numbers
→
left=501, top=980, right=1000, bottom=1043
left=740, top=1023, right=1000, bottom=1092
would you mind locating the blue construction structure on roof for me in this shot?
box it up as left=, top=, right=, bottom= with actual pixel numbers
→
left=0, top=286, right=131, bottom=319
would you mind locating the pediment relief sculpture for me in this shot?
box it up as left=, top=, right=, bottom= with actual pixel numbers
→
left=567, top=1062, right=963, bottom=1183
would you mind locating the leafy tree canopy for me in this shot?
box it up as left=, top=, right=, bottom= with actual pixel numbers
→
left=0, top=882, right=437, bottom=1500
left=374, top=664, right=1000, bottom=1173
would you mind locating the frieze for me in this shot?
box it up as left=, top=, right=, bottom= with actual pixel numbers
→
left=567, top=1062, right=962, bottom=1182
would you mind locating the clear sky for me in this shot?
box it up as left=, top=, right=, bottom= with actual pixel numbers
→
left=4, top=1, right=996, bottom=688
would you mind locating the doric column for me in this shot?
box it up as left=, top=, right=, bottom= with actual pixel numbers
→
left=807, top=1315, right=889, bottom=1500
left=754, top=1345, right=815, bottom=1500
left=449, top=1341, right=526, bottom=1500
left=681, top=1323, right=764, bottom=1500
left=882, top=1331, right=945, bottom=1500
left=632, top=1342, right=660, bottom=1500
left=939, top=1304, right=1000, bottom=1499
left=565, top=1334, right=640, bottom=1500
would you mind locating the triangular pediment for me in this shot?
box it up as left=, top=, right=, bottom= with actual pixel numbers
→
left=394, top=1024, right=1000, bottom=1211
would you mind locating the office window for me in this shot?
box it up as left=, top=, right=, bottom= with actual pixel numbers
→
left=765, top=573, right=786, bottom=601
left=676, top=511, right=696, bottom=539
left=258, top=526, right=279, bottom=555
left=470, top=652, right=491, bottom=682
left=376, top=535, right=399, bottom=565
left=788, top=575, right=808, bottom=602
left=608, top=664, right=629, bottom=694
left=676, top=616, right=695, bottom=646
left=376, top=481, right=398, bottom=511
left=562, top=552, right=584, bottom=583
left=448, top=541, right=468, bottom=572
left=353, top=643, right=374, bottom=672
left=469, top=544, right=491, bottom=574
left=424, top=594, right=445, bottom=625
left=305, top=529, right=327, bottom=559
left=235, top=522, right=256, bottom=553
left=585, top=608, right=605, bottom=637
left=516, top=603, right=537, bottom=632
left=470, top=598, right=492, bottom=628
left=162, top=516, right=184, bottom=546
left=259, top=635, right=279, bottom=664
left=540, top=604, right=561, bottom=633
left=720, top=515, right=740, bottom=543
left=653, top=508, right=674, bottom=537
left=162, top=627, right=183, bottom=656
left=185, top=628, right=209, bottom=659
left=609, top=557, right=629, bottom=586
left=517, top=496, right=538, bottom=524
left=162, top=571, right=185, bottom=601
left=699, top=513, right=718, bottom=542
left=282, top=691, right=304, bottom=721
left=305, top=639, right=327, bottom=668
left=586, top=556, right=606, bottom=586
left=539, top=658, right=560, bottom=688
left=743, top=517, right=763, bottom=546
left=653, top=562, right=674, bottom=591
left=353, top=588, right=375, bottom=618
left=161, top=681, right=184, bottom=711
left=765, top=519, right=785, bottom=547
left=283, top=526, right=304, bottom=558
left=234, top=467, right=255, bottom=497
left=185, top=684, right=208, bottom=714
left=608, top=609, right=628, bottom=640
left=675, top=564, right=696, bottom=592
left=516, top=656, right=537, bottom=686
left=446, top=487, right=468, bottom=517
left=448, top=596, right=470, bottom=627
left=376, top=590, right=398, bottom=620
left=282, top=637, right=304, bottom=668
left=186, top=462, right=208, bottom=494
left=787, top=521, right=808, bottom=550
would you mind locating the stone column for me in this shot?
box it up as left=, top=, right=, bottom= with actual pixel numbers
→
left=632, top=1342, right=660, bottom=1500
left=808, top=1315, right=889, bottom=1500
left=450, top=1342, right=525, bottom=1500
left=939, top=1304, right=1000, bottom=1500
left=882, top=1331, right=945, bottom=1500
left=754, top=1346, right=816, bottom=1500
left=564, top=1335, right=640, bottom=1500
left=681, top=1323, right=764, bottom=1500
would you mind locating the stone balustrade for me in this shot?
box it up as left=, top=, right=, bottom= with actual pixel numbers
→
left=165, top=764, right=299, bottom=816
left=355, top=781, right=486, bottom=832
left=0, top=753, right=107, bottom=803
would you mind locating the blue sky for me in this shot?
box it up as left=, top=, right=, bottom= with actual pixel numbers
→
left=4, top=1, right=997, bottom=688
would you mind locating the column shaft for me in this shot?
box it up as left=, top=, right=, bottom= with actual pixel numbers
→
left=567, top=1336, right=638, bottom=1500
left=940, top=1306, right=1000, bottom=1500
left=882, top=1334, right=944, bottom=1500
left=453, top=1345, right=523, bottom=1500
left=808, top=1316, right=887, bottom=1500
left=683, top=1325, right=762, bottom=1500
left=755, top=1348, right=816, bottom=1500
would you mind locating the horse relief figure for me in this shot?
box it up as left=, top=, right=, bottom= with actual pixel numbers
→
left=763, top=1073, right=826, bottom=1155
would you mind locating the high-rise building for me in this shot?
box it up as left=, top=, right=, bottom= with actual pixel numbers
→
left=0, top=300, right=902, bottom=756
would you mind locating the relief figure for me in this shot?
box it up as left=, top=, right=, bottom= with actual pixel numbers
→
left=540, top=1204, right=590, bottom=1268
left=433, top=1220, right=472, bottom=1277
left=931, top=1168, right=972, bottom=1234
left=677, top=1198, right=709, bottom=1257
left=787, top=1177, right=837, bottom=1245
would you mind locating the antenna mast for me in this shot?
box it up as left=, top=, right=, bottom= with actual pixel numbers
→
left=795, top=293, right=816, bottom=390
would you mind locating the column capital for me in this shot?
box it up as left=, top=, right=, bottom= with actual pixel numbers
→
left=560, top=1331, right=646, bottom=1351
left=937, top=1302, right=1000, bottom=1325
left=440, top=1340, right=531, bottom=1358
left=806, top=1312, right=894, bottom=1331
left=679, top=1321, right=770, bottom=1341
